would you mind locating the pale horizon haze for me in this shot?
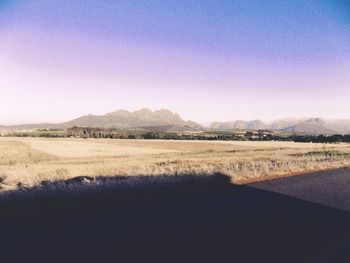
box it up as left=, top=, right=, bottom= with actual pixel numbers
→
left=1, top=1, right=350, bottom=125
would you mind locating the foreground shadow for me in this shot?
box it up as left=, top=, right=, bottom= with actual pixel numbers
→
left=1, top=174, right=350, bottom=263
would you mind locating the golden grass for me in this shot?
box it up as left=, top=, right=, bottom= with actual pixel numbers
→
left=1, top=137, right=350, bottom=192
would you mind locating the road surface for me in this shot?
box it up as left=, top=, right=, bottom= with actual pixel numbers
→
left=250, top=168, right=350, bottom=211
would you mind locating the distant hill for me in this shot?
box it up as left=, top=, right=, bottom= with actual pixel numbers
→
left=210, top=118, right=350, bottom=135
left=323, top=119, right=350, bottom=134
left=211, top=120, right=266, bottom=130
left=0, top=123, right=60, bottom=131
left=286, top=118, right=336, bottom=135
left=270, top=118, right=303, bottom=130
left=1, top=109, right=203, bottom=131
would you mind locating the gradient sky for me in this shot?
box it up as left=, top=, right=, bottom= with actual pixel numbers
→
left=1, top=0, right=350, bottom=125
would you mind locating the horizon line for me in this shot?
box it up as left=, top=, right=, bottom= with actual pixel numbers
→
left=1, top=108, right=349, bottom=127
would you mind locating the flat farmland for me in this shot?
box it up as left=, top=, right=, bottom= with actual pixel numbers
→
left=1, top=137, right=350, bottom=192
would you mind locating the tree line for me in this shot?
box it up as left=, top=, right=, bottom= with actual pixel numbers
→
left=2, top=126, right=350, bottom=143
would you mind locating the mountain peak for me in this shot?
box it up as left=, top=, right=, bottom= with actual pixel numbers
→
left=106, top=109, right=131, bottom=116
left=305, top=117, right=324, bottom=124
left=134, top=108, right=153, bottom=114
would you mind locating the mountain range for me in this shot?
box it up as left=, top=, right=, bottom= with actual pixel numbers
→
left=1, top=109, right=202, bottom=132
left=1, top=109, right=350, bottom=135
left=211, top=118, right=350, bottom=135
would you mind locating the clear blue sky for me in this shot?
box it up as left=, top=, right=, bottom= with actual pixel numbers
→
left=0, top=0, right=349, bottom=124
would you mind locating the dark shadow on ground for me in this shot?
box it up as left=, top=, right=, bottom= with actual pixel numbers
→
left=1, top=174, right=350, bottom=263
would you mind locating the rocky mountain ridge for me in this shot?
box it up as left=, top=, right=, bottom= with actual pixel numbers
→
left=1, top=110, right=350, bottom=135
left=210, top=118, right=350, bottom=135
left=1, top=109, right=202, bottom=131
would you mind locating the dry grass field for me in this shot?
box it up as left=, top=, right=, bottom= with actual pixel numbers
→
left=1, top=137, right=350, bottom=192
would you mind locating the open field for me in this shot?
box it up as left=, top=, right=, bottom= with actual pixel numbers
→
left=1, top=137, right=350, bottom=192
